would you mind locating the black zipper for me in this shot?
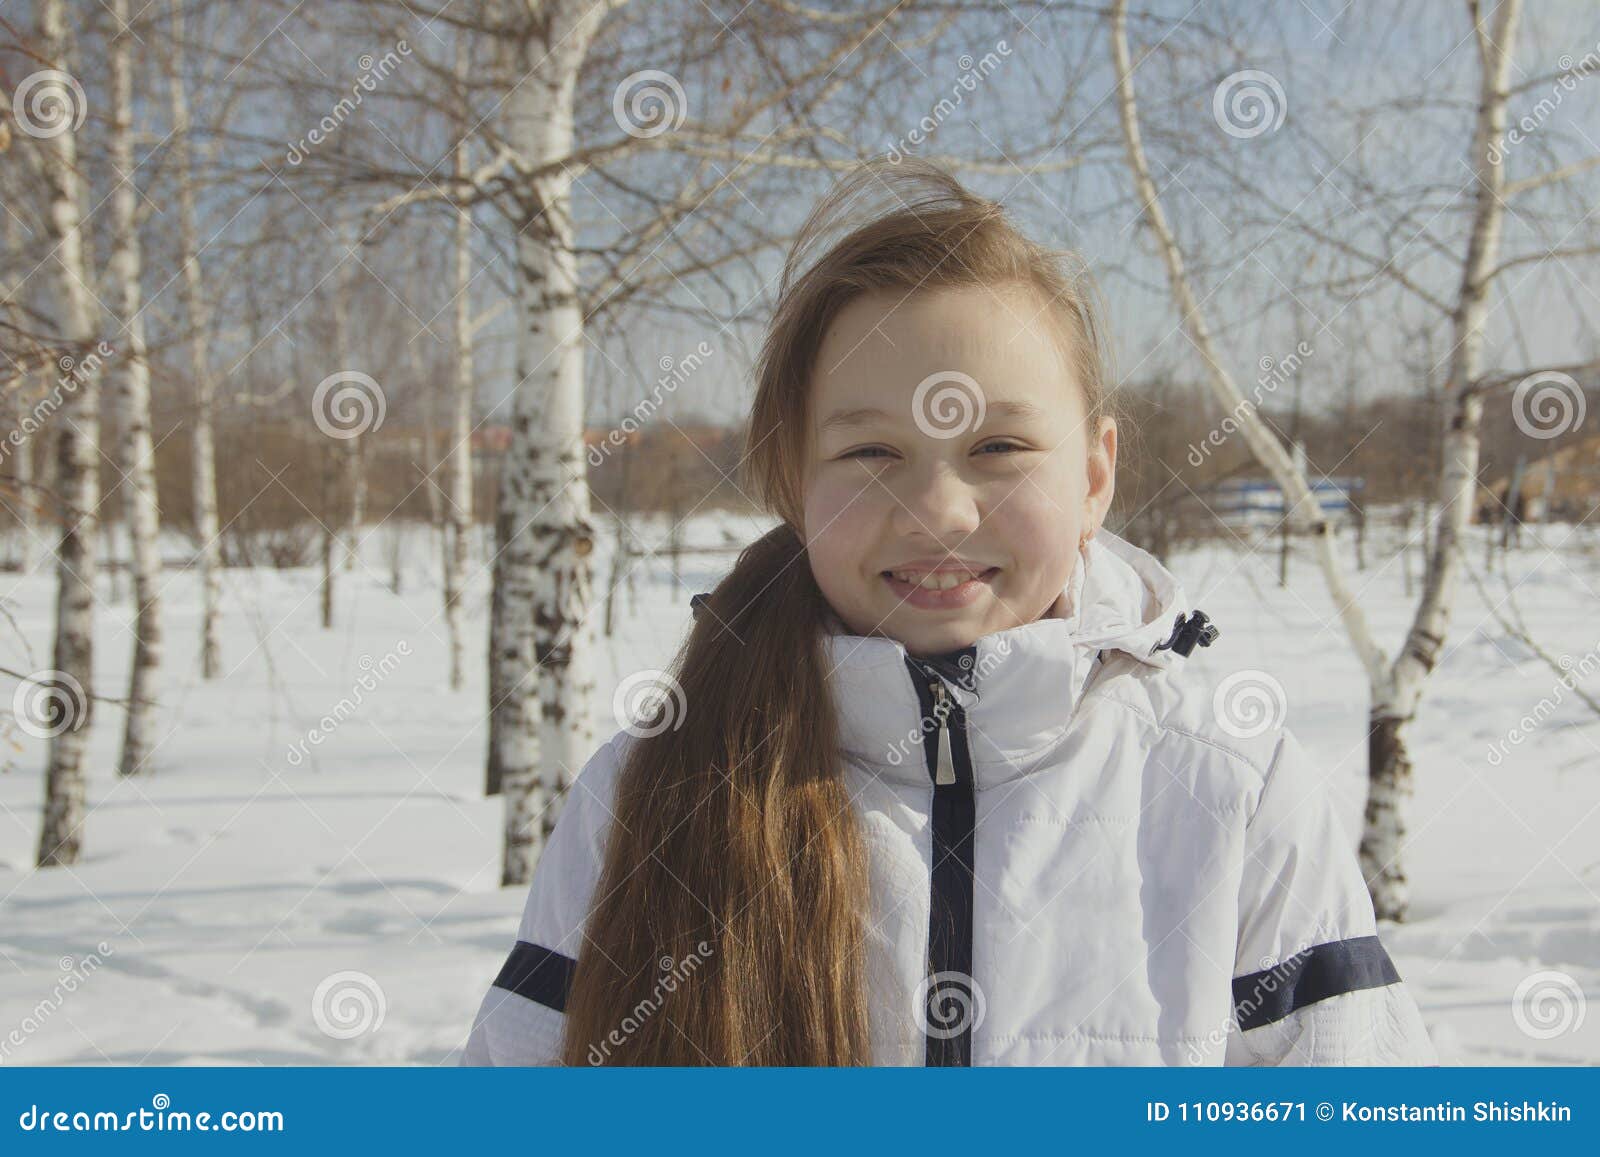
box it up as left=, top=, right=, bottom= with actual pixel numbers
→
left=905, top=650, right=978, bottom=1066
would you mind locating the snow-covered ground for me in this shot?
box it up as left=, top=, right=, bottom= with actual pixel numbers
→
left=0, top=512, right=1595, bottom=1065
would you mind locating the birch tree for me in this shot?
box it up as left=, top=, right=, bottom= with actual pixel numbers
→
left=167, top=0, right=225, bottom=678
left=1110, top=0, right=1598, bottom=918
left=31, top=0, right=102, bottom=865
left=337, top=222, right=367, bottom=576
left=108, top=0, right=164, bottom=778
left=0, top=214, right=42, bottom=574
left=444, top=35, right=476, bottom=694
left=484, top=0, right=611, bottom=885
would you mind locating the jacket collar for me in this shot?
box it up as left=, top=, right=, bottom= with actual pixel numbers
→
left=819, top=529, right=1193, bottom=788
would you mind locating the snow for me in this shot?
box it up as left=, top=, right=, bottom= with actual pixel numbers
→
left=1, top=512, right=1596, bottom=1065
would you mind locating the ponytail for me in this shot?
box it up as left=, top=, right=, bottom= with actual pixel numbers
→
left=560, top=523, right=872, bottom=1064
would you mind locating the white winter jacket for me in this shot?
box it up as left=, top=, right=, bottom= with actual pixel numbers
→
left=462, top=529, right=1438, bottom=1066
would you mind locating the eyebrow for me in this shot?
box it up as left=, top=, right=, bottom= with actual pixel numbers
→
left=819, top=399, right=1048, bottom=433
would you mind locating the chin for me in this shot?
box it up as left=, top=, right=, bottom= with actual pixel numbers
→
left=898, top=621, right=980, bottom=655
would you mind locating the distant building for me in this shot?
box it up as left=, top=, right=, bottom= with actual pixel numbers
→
left=1480, top=435, right=1600, bottom=524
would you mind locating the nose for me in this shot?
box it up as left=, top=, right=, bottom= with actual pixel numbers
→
left=888, top=460, right=981, bottom=542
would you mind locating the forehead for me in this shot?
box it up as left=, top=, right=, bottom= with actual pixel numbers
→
left=809, top=283, right=1077, bottom=425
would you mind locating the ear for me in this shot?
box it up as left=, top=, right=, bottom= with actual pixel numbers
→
left=1083, top=415, right=1117, bottom=533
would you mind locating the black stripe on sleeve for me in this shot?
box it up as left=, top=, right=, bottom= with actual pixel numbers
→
left=1232, top=934, right=1401, bottom=1031
left=492, top=941, right=577, bottom=1013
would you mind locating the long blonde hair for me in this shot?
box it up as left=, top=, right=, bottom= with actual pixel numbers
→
left=561, top=157, right=1113, bottom=1065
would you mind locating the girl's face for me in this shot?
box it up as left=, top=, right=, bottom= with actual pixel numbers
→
left=802, top=282, right=1117, bottom=658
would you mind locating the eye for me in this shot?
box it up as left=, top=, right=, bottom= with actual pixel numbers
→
left=976, top=439, right=1027, bottom=455
left=840, top=445, right=894, bottom=460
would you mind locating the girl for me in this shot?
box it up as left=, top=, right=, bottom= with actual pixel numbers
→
left=462, top=158, right=1437, bottom=1067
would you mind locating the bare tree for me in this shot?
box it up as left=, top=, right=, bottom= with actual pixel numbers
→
left=167, top=0, right=225, bottom=678
left=32, top=0, right=103, bottom=865
left=108, top=0, right=165, bottom=778
left=1110, top=0, right=1598, bottom=918
left=443, top=34, right=476, bottom=694
left=1, top=212, right=43, bottom=574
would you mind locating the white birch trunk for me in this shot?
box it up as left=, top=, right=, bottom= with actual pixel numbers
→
left=1364, top=0, right=1522, bottom=918
left=2, top=215, right=40, bottom=574
left=334, top=221, right=363, bottom=575
left=345, top=436, right=366, bottom=571
left=322, top=239, right=355, bottom=622
left=446, top=115, right=475, bottom=694
left=320, top=465, right=336, bottom=629
left=109, top=0, right=164, bottom=779
left=492, top=2, right=607, bottom=886
left=35, top=0, right=101, bottom=866
left=417, top=342, right=442, bottom=538
left=11, top=385, right=39, bottom=572
left=168, top=0, right=223, bottom=678
left=485, top=532, right=508, bottom=799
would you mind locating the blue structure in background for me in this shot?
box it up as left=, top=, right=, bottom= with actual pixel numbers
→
left=1210, top=477, right=1365, bottom=523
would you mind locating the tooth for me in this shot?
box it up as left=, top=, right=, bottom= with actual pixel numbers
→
left=888, top=568, right=986, bottom=588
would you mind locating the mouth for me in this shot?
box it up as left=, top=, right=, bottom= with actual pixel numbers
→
left=880, top=565, right=1001, bottom=610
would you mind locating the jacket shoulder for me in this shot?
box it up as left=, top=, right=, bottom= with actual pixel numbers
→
left=1090, top=650, right=1291, bottom=803
left=525, top=726, right=635, bottom=934
left=459, top=727, right=637, bottom=1066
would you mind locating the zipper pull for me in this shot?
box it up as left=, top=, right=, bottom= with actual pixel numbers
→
left=930, top=681, right=957, bottom=786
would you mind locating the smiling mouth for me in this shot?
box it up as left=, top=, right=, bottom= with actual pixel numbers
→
left=880, top=566, right=1000, bottom=591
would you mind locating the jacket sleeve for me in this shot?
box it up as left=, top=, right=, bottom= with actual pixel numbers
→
left=459, top=729, right=629, bottom=1066
left=1225, top=726, right=1437, bottom=1066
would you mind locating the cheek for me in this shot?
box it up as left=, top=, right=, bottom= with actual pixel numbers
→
left=990, top=487, right=1079, bottom=578
left=802, top=472, right=883, bottom=581
left=804, top=471, right=880, bottom=544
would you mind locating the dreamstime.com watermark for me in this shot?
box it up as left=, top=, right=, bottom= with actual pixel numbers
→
left=10, top=668, right=90, bottom=739
left=1187, top=340, right=1313, bottom=466
left=284, top=41, right=412, bottom=166
left=613, top=70, right=688, bottom=139
left=1488, top=40, right=1600, bottom=166
left=8, top=68, right=87, bottom=139
left=1213, top=70, right=1287, bottom=139
left=1511, top=370, right=1587, bottom=441
left=17, top=1094, right=283, bottom=1134
left=286, top=642, right=412, bottom=766
left=1484, top=639, right=1599, bottom=766
left=916, top=970, right=986, bottom=1040
left=886, top=42, right=1012, bottom=162
left=1212, top=669, right=1288, bottom=740
left=1, top=342, right=115, bottom=467
left=311, top=970, right=386, bottom=1040
left=885, top=637, right=1012, bottom=768
left=0, top=942, right=114, bottom=1065
left=1183, top=925, right=1337, bottom=1063
left=911, top=369, right=987, bottom=440
left=584, top=942, right=714, bottom=1064
left=587, top=340, right=716, bottom=466
left=613, top=668, right=688, bottom=738
left=1511, top=969, right=1586, bottom=1040
left=312, top=369, right=386, bottom=440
